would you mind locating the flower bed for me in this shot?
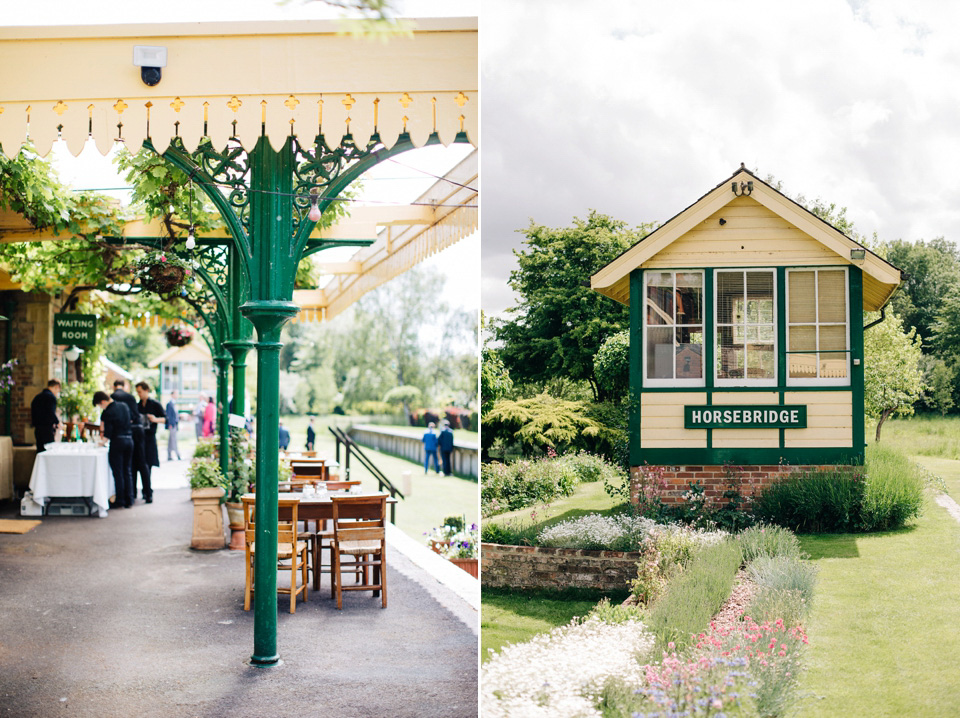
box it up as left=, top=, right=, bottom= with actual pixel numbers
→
left=481, top=615, right=654, bottom=717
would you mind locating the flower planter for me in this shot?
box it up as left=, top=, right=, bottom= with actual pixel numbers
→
left=225, top=501, right=246, bottom=551
left=165, top=328, right=193, bottom=347
left=190, top=486, right=226, bottom=550
left=140, top=263, right=187, bottom=295
left=449, top=557, right=478, bottom=578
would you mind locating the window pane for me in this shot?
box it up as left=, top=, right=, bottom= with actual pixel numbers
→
left=647, top=327, right=673, bottom=379
left=747, top=344, right=775, bottom=379
left=676, top=273, right=702, bottom=325
left=820, top=356, right=847, bottom=379
left=746, top=271, right=774, bottom=323
left=819, top=270, right=847, bottom=323
left=788, top=271, right=816, bottom=323
left=717, top=325, right=743, bottom=379
left=819, top=325, right=847, bottom=352
left=676, top=326, right=703, bottom=379
left=789, top=353, right=818, bottom=378
left=716, top=271, right=743, bottom=324
left=646, top=274, right=673, bottom=326
left=789, top=325, right=816, bottom=352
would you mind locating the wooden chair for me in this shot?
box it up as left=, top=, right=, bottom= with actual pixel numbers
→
left=291, top=460, right=326, bottom=481
left=242, top=496, right=309, bottom=614
left=331, top=494, right=388, bottom=609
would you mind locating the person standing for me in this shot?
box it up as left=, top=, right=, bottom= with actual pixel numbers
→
left=305, top=417, right=316, bottom=452
left=94, top=391, right=134, bottom=509
left=421, top=422, right=440, bottom=474
left=278, top=420, right=290, bottom=450
left=112, top=379, right=151, bottom=504
left=202, top=396, right=215, bottom=437
left=165, top=390, right=181, bottom=461
left=30, top=379, right=61, bottom=453
left=136, top=382, right=165, bottom=495
left=438, top=420, right=455, bottom=476
left=193, top=397, right=205, bottom=440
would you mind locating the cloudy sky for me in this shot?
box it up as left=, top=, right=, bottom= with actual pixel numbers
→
left=481, top=0, right=960, bottom=314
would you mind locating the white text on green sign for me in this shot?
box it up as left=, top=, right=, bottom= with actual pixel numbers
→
left=53, top=314, right=97, bottom=347
left=684, top=405, right=807, bottom=429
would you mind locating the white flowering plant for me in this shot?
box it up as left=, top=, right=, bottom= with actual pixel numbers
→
left=426, top=516, right=478, bottom=559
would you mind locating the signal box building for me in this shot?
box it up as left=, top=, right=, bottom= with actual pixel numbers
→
left=591, top=167, right=902, bottom=503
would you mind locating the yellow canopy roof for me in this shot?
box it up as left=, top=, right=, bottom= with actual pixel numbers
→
left=0, top=18, right=477, bottom=158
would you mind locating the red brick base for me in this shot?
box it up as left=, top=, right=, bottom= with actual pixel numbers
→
left=630, top=464, right=857, bottom=506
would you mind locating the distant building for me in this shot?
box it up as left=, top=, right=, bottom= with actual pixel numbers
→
left=148, top=341, right=216, bottom=406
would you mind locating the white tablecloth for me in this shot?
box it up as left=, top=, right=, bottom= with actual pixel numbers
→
left=28, top=445, right=115, bottom=518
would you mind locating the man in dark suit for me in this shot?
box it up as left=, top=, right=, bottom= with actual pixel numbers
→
left=136, top=382, right=165, bottom=496
left=30, top=379, right=61, bottom=452
left=305, top=417, right=316, bottom=452
left=278, top=421, right=290, bottom=451
left=438, top=420, right=455, bottom=476
left=111, top=379, right=151, bottom=504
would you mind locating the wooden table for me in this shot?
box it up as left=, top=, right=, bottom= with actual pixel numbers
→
left=241, top=491, right=395, bottom=590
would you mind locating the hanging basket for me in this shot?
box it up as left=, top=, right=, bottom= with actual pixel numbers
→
left=165, top=326, right=193, bottom=347
left=140, top=263, right=187, bottom=295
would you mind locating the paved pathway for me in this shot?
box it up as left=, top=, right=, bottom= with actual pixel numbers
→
left=0, top=462, right=478, bottom=717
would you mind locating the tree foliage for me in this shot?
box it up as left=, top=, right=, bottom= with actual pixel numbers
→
left=594, top=329, right=630, bottom=399
left=864, top=312, right=925, bottom=440
left=482, top=393, right=624, bottom=457
left=886, top=238, right=960, bottom=346
left=494, top=211, right=653, bottom=401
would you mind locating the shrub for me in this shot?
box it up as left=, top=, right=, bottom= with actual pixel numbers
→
left=480, top=457, right=579, bottom=516
left=555, top=451, right=625, bottom=485
left=645, top=538, right=742, bottom=653
left=746, top=587, right=808, bottom=628
left=861, top=444, right=924, bottom=531
left=747, top=555, right=818, bottom=606
left=480, top=519, right=538, bottom=546
left=537, top=513, right=656, bottom=551
left=187, top=457, right=226, bottom=491
left=586, top=597, right=645, bottom=624
left=737, top=524, right=804, bottom=563
left=193, top=438, right=218, bottom=459
left=752, top=468, right=865, bottom=533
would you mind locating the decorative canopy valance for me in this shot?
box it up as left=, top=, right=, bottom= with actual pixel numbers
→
left=0, top=18, right=478, bottom=158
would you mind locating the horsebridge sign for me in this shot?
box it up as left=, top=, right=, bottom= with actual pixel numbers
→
left=683, top=405, right=807, bottom=430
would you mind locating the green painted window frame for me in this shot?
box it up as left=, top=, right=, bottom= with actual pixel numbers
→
left=785, top=267, right=851, bottom=387
left=641, top=269, right=706, bottom=388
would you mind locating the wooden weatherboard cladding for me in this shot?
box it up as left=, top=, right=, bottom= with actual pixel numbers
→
left=595, top=166, right=903, bottom=469
left=52, top=313, right=97, bottom=346
left=684, top=405, right=806, bottom=429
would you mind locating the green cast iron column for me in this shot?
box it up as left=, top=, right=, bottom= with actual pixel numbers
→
left=214, top=353, right=231, bottom=479
left=241, top=136, right=300, bottom=666
left=224, top=341, right=253, bottom=417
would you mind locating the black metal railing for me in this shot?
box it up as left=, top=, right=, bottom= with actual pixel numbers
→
left=329, top=426, right=405, bottom=524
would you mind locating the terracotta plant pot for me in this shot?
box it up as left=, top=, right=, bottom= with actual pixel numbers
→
left=449, top=557, right=478, bottom=579
left=224, top=501, right=246, bottom=551
left=190, top=486, right=226, bottom=550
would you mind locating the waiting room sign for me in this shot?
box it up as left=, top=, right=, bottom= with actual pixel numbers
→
left=53, top=313, right=97, bottom=347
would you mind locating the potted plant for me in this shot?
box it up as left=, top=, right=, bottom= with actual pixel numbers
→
left=135, top=250, right=193, bottom=296
left=426, top=515, right=479, bottom=578
left=187, top=457, right=226, bottom=550
left=165, top=325, right=193, bottom=347
left=57, top=381, right=92, bottom=440
left=224, top=427, right=254, bottom=550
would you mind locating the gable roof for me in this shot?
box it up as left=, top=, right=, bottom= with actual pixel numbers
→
left=591, top=166, right=902, bottom=312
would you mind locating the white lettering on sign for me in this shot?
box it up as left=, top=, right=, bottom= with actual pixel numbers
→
left=790, top=410, right=799, bottom=423
left=692, top=410, right=702, bottom=423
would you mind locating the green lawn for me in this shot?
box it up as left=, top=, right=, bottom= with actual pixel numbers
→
left=797, top=455, right=960, bottom=716
left=877, top=414, right=960, bottom=461
left=279, top=414, right=478, bottom=540
left=481, top=590, right=598, bottom=662
left=484, top=479, right=626, bottom=532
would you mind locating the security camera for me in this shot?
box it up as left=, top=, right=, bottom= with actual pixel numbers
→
left=133, top=45, right=167, bottom=87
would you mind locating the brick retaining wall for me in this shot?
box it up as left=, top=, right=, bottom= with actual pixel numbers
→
left=480, top=542, right=640, bottom=593
left=630, top=464, right=856, bottom=505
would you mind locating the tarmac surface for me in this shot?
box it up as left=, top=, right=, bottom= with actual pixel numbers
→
left=0, top=474, right=479, bottom=718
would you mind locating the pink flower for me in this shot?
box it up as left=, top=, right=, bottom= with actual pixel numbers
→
left=159, top=255, right=167, bottom=262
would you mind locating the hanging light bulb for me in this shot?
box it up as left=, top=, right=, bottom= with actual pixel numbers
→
left=185, top=226, right=196, bottom=250
left=308, top=190, right=322, bottom=222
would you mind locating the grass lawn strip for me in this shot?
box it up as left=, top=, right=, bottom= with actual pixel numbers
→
left=797, top=457, right=960, bottom=717
left=481, top=591, right=597, bottom=660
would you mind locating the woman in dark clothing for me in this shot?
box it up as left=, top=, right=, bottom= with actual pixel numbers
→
left=94, top=391, right=134, bottom=509
left=135, top=381, right=165, bottom=482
